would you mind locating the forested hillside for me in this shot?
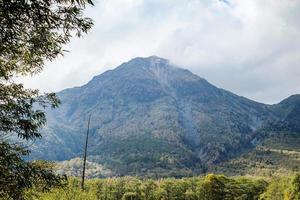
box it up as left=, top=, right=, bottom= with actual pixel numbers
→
left=25, top=173, right=300, bottom=200
left=25, top=56, right=276, bottom=176
left=211, top=131, right=300, bottom=177
left=30, top=56, right=300, bottom=178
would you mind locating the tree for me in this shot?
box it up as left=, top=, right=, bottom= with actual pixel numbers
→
left=201, top=174, right=225, bottom=200
left=0, top=0, right=93, bottom=199
left=285, top=173, right=300, bottom=200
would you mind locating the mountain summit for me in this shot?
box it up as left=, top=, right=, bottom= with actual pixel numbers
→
left=32, top=56, right=299, bottom=177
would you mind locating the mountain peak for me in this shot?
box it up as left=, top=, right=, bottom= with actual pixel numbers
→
left=87, top=56, right=198, bottom=91
left=133, top=55, right=169, bottom=63
left=124, top=55, right=171, bottom=70
left=118, top=56, right=205, bottom=86
left=148, top=55, right=170, bottom=65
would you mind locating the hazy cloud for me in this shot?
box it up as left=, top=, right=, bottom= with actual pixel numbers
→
left=19, top=0, right=300, bottom=104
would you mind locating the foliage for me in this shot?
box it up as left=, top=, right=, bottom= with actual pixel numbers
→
left=0, top=0, right=93, bottom=80
left=0, top=142, right=65, bottom=199
left=53, top=130, right=300, bottom=179
left=122, top=192, right=141, bottom=200
left=0, top=0, right=93, bottom=199
left=211, top=131, right=300, bottom=177
left=285, top=173, right=300, bottom=200
left=24, top=174, right=269, bottom=200
left=23, top=174, right=300, bottom=200
left=259, top=173, right=300, bottom=200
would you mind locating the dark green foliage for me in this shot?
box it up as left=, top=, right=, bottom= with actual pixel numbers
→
left=0, top=83, right=59, bottom=140
left=0, top=0, right=93, bottom=80
left=0, top=143, right=65, bottom=199
left=89, top=134, right=204, bottom=177
left=0, top=0, right=93, bottom=198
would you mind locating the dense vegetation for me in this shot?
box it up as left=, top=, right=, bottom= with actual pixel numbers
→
left=211, top=131, right=300, bottom=177
left=53, top=128, right=300, bottom=179
left=0, top=0, right=93, bottom=199
left=24, top=173, right=300, bottom=200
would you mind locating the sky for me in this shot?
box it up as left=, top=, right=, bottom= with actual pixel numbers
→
left=19, top=0, right=300, bottom=104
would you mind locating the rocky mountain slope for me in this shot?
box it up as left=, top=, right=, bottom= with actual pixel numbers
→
left=31, top=56, right=299, bottom=177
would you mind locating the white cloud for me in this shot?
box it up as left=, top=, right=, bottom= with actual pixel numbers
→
left=19, top=0, right=300, bottom=104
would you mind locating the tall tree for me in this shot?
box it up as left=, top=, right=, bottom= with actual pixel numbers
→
left=0, top=0, right=93, bottom=199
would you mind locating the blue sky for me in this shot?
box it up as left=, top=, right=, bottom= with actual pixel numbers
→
left=20, top=0, right=300, bottom=104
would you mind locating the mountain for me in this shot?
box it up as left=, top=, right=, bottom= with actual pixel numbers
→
left=270, top=95, right=300, bottom=132
left=31, top=56, right=299, bottom=177
left=208, top=95, right=300, bottom=176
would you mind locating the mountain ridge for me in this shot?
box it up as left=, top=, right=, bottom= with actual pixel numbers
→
left=31, top=56, right=300, bottom=177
